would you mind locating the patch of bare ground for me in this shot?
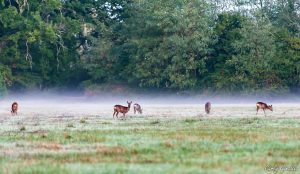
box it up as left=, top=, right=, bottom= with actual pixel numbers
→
left=36, top=143, right=62, bottom=150
left=95, top=145, right=125, bottom=155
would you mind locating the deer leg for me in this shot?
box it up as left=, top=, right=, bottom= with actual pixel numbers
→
left=116, top=112, right=119, bottom=118
left=256, top=107, right=259, bottom=115
left=263, top=109, right=266, bottom=117
left=134, top=108, right=136, bottom=114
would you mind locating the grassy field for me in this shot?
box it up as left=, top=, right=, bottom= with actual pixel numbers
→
left=0, top=102, right=299, bottom=173
left=0, top=116, right=299, bottom=173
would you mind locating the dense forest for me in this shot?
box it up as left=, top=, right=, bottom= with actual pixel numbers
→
left=0, top=0, right=299, bottom=96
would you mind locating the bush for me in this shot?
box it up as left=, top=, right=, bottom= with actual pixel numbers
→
left=0, top=71, right=7, bottom=98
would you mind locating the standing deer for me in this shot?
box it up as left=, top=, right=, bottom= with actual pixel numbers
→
left=256, top=102, right=273, bottom=116
left=11, top=102, right=18, bottom=116
left=113, top=101, right=132, bottom=118
left=133, top=103, right=142, bottom=114
left=205, top=102, right=211, bottom=114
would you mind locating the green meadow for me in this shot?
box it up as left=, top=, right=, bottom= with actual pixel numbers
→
left=0, top=116, right=299, bottom=174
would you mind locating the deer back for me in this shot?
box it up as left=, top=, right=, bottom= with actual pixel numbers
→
left=134, top=103, right=142, bottom=113
left=11, top=102, right=18, bottom=112
left=256, top=102, right=273, bottom=111
left=256, top=102, right=267, bottom=109
left=134, top=103, right=141, bottom=110
left=114, top=105, right=129, bottom=113
left=205, top=102, right=211, bottom=113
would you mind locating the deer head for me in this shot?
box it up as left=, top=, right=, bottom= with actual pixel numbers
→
left=268, top=105, right=273, bottom=111
left=127, top=101, right=132, bottom=108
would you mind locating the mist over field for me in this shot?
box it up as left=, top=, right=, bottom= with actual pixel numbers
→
left=1, top=91, right=300, bottom=118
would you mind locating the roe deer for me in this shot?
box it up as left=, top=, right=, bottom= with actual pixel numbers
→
left=113, top=101, right=132, bottom=118
left=133, top=103, right=142, bottom=114
left=11, top=102, right=18, bottom=116
left=256, top=102, right=273, bottom=116
left=205, top=102, right=211, bottom=114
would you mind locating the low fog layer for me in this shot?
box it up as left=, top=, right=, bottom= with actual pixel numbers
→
left=0, top=92, right=300, bottom=118
left=3, top=91, right=300, bottom=104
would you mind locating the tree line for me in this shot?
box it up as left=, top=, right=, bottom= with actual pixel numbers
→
left=0, top=0, right=299, bottom=96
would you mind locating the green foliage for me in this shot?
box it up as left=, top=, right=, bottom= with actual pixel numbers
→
left=0, top=64, right=12, bottom=97
left=119, top=0, right=214, bottom=89
left=0, top=0, right=300, bottom=94
left=215, top=17, right=284, bottom=93
left=0, top=73, right=7, bottom=98
left=208, top=12, right=246, bottom=91
left=0, top=0, right=88, bottom=90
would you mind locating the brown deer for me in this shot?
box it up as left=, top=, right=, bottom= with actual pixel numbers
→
left=11, top=102, right=18, bottom=116
left=205, top=102, right=211, bottom=114
left=256, top=102, right=273, bottom=116
left=113, top=101, right=132, bottom=118
left=133, top=103, right=142, bottom=114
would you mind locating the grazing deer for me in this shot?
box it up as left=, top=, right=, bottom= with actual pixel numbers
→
left=133, top=103, right=142, bottom=114
left=205, top=102, right=211, bottom=114
left=11, top=102, right=18, bottom=116
left=256, top=102, right=273, bottom=116
left=113, top=101, right=132, bottom=118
